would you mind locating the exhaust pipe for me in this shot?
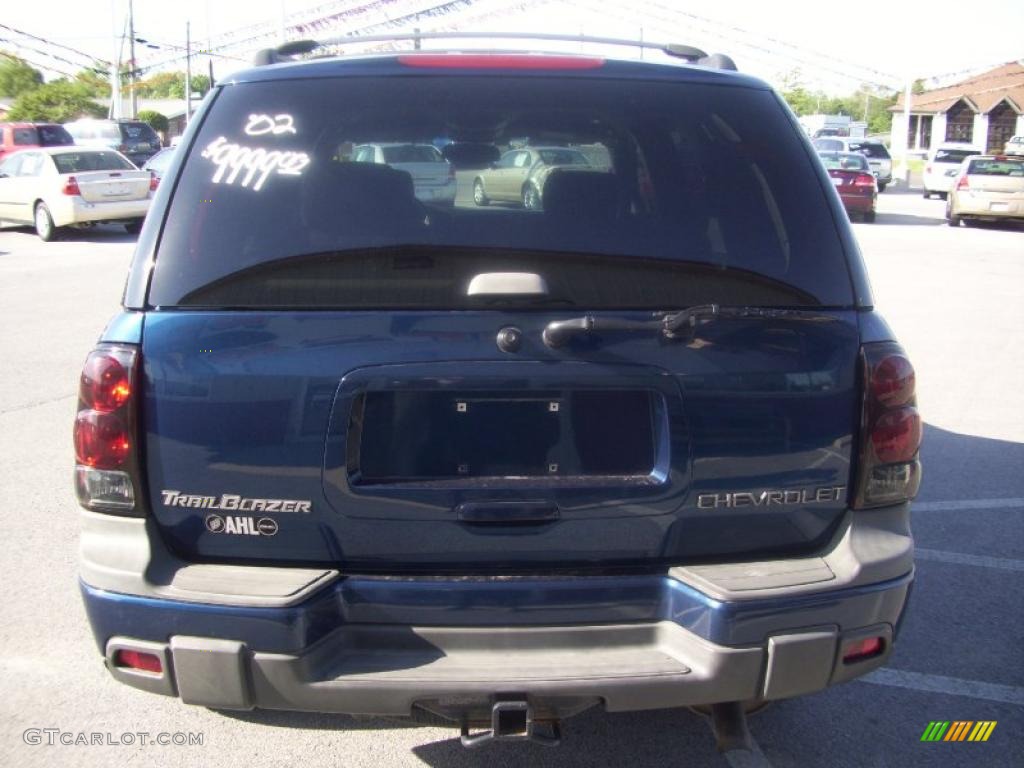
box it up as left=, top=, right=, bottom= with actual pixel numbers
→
left=709, top=701, right=753, bottom=753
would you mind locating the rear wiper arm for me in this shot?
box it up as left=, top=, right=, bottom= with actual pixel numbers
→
left=542, top=304, right=720, bottom=348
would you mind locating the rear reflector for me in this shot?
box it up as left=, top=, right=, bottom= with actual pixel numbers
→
left=398, top=54, right=604, bottom=70
left=114, top=649, right=162, bottom=674
left=842, top=636, right=885, bottom=664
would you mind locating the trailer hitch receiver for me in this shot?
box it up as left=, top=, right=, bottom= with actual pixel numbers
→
left=460, top=698, right=561, bottom=748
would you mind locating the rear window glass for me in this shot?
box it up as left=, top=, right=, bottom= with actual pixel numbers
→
left=934, top=149, right=979, bottom=164
left=38, top=125, right=74, bottom=146
left=149, top=76, right=854, bottom=309
left=818, top=152, right=869, bottom=171
left=813, top=138, right=845, bottom=152
left=967, top=158, right=1024, bottom=176
left=849, top=142, right=890, bottom=159
left=380, top=144, right=442, bottom=163
left=121, top=123, right=158, bottom=141
left=52, top=151, right=135, bottom=173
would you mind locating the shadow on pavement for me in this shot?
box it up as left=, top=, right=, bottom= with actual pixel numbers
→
left=869, top=212, right=948, bottom=227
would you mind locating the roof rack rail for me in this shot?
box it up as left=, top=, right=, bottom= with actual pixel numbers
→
left=253, top=31, right=736, bottom=71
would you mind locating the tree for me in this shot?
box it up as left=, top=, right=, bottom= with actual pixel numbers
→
left=0, top=54, right=44, bottom=97
left=7, top=80, right=106, bottom=122
left=74, top=68, right=111, bottom=98
left=136, top=71, right=211, bottom=99
left=137, top=109, right=169, bottom=134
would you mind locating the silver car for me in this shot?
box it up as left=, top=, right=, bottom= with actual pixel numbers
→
left=0, top=147, right=152, bottom=240
left=353, top=143, right=456, bottom=205
left=473, top=146, right=591, bottom=209
left=946, top=155, right=1024, bottom=226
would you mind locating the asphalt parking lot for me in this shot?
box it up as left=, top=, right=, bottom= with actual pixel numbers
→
left=0, top=186, right=1021, bottom=767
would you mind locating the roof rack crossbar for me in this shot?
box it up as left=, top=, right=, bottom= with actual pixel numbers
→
left=255, top=32, right=734, bottom=68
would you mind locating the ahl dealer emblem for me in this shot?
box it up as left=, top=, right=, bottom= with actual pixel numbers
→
left=206, top=514, right=278, bottom=536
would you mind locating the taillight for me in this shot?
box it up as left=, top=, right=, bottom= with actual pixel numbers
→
left=854, top=173, right=876, bottom=187
left=149, top=172, right=159, bottom=191
left=62, top=176, right=81, bottom=196
left=956, top=175, right=969, bottom=191
left=853, top=343, right=922, bottom=509
left=73, top=344, right=144, bottom=514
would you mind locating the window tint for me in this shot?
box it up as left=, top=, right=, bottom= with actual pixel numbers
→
left=380, top=144, right=442, bottom=163
left=966, top=158, right=1024, bottom=176
left=38, top=125, right=74, bottom=146
left=850, top=142, right=890, bottom=160
left=150, top=77, right=854, bottom=308
left=813, top=138, right=845, bottom=152
left=934, top=148, right=979, bottom=164
left=13, top=128, right=35, bottom=145
left=121, top=122, right=158, bottom=142
left=818, top=152, right=868, bottom=171
left=52, top=151, right=135, bottom=173
left=537, top=149, right=589, bottom=166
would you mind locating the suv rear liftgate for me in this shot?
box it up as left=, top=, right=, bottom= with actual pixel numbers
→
left=77, top=34, right=919, bottom=751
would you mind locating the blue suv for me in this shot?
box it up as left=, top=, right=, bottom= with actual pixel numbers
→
left=74, top=35, right=920, bottom=749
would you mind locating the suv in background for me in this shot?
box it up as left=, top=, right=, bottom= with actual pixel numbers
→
left=63, top=119, right=161, bottom=167
left=75, top=39, right=919, bottom=752
left=813, top=137, right=892, bottom=191
left=922, top=143, right=981, bottom=199
left=0, top=122, right=74, bottom=161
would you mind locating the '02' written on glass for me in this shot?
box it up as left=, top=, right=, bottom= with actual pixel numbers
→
left=201, top=136, right=311, bottom=191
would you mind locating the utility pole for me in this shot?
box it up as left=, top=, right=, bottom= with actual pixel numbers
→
left=128, top=0, right=137, bottom=118
left=899, top=78, right=913, bottom=184
left=185, top=21, right=192, bottom=128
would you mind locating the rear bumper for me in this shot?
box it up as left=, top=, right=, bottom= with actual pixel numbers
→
left=952, top=195, right=1024, bottom=219
left=49, top=196, right=150, bottom=227
left=80, top=504, right=914, bottom=715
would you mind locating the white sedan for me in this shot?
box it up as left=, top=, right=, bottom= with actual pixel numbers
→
left=0, top=147, right=153, bottom=240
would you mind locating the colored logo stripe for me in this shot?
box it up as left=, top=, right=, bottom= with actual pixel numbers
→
left=969, top=722, right=997, bottom=742
left=920, top=721, right=996, bottom=742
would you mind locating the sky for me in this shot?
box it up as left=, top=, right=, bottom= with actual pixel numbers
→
left=3, top=0, right=1023, bottom=94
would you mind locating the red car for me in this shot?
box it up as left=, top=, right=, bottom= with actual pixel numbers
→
left=818, top=150, right=877, bottom=222
left=0, top=122, right=75, bottom=162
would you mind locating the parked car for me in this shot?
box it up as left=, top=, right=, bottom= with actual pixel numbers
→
left=0, top=147, right=153, bottom=240
left=922, top=143, right=981, bottom=199
left=75, top=42, right=919, bottom=748
left=0, top=122, right=74, bottom=161
left=946, top=154, right=1024, bottom=227
left=63, top=119, right=162, bottom=167
left=812, top=137, right=892, bottom=191
left=1004, top=135, right=1024, bottom=156
left=817, top=151, right=877, bottom=222
left=352, top=142, right=456, bottom=204
left=473, top=146, right=592, bottom=209
left=141, top=147, right=175, bottom=183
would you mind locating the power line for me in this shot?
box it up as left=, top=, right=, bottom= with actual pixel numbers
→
left=0, top=22, right=110, bottom=66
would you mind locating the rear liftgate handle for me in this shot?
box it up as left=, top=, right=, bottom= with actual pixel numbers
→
left=457, top=501, right=559, bottom=526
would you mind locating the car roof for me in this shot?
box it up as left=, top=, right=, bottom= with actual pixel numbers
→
left=23, top=146, right=127, bottom=156
left=220, top=52, right=768, bottom=90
